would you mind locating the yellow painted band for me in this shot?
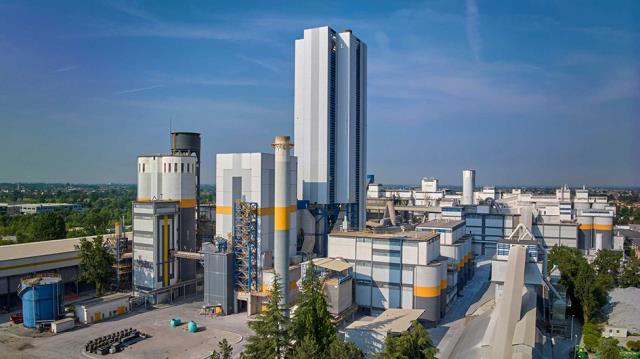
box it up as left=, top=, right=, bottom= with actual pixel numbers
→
left=163, top=215, right=169, bottom=287
left=414, top=285, right=441, bottom=298
left=216, top=205, right=297, bottom=217
left=0, top=256, right=81, bottom=271
left=260, top=280, right=297, bottom=292
left=135, top=198, right=196, bottom=208
left=275, top=207, right=290, bottom=230
left=440, top=280, right=448, bottom=289
left=290, top=281, right=297, bottom=290
left=579, top=224, right=613, bottom=230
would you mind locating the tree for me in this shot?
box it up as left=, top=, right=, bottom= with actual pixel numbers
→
left=210, top=339, right=233, bottom=359
left=76, top=236, right=115, bottom=296
left=291, top=260, right=336, bottom=354
left=626, top=340, right=640, bottom=352
left=328, top=339, right=365, bottom=359
left=620, top=254, right=640, bottom=288
left=582, top=322, right=602, bottom=353
left=593, top=250, right=623, bottom=287
left=598, top=337, right=621, bottom=359
left=377, top=321, right=437, bottom=359
left=30, top=212, right=66, bottom=241
left=291, top=335, right=321, bottom=359
left=242, top=274, right=292, bottom=359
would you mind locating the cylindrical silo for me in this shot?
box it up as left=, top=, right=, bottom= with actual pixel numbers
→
left=439, top=259, right=448, bottom=317
left=455, top=244, right=465, bottom=290
left=577, top=215, right=593, bottom=250
left=171, top=132, right=201, bottom=210
left=462, top=169, right=475, bottom=205
left=594, top=216, right=613, bottom=250
left=414, top=263, right=441, bottom=322
left=273, top=136, right=293, bottom=315
left=137, top=156, right=153, bottom=201
left=18, top=275, right=64, bottom=328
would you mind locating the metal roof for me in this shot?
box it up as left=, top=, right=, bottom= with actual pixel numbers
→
left=417, top=219, right=465, bottom=229
left=313, top=258, right=352, bottom=272
left=330, top=230, right=439, bottom=242
left=345, top=308, right=424, bottom=333
left=0, top=233, right=132, bottom=262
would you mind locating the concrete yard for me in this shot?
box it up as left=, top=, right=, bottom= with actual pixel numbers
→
left=0, top=298, right=251, bottom=359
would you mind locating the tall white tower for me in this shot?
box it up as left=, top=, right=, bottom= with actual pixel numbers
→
left=462, top=169, right=476, bottom=205
left=294, top=26, right=367, bottom=230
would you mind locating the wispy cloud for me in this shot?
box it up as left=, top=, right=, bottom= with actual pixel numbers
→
left=116, top=85, right=163, bottom=95
left=466, top=0, right=481, bottom=62
left=53, top=65, right=77, bottom=73
left=236, top=54, right=281, bottom=73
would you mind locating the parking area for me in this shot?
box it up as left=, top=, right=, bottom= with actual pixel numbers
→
left=0, top=298, right=251, bottom=359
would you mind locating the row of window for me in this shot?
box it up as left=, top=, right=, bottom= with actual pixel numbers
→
left=137, top=162, right=194, bottom=173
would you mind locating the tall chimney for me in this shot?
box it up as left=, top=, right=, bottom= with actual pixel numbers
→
left=272, top=135, right=293, bottom=315
left=462, top=169, right=476, bottom=205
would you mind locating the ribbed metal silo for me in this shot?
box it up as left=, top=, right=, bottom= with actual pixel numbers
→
left=18, top=275, right=64, bottom=328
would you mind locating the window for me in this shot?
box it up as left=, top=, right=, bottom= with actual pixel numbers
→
left=168, top=163, right=171, bottom=173
left=164, top=163, right=167, bottom=173
left=181, top=163, right=184, bottom=173
left=142, top=163, right=145, bottom=172
left=174, top=163, right=178, bottom=172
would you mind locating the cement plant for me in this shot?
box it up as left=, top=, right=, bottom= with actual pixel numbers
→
left=1, top=20, right=639, bottom=359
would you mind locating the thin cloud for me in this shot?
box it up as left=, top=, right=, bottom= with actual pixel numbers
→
left=116, top=85, right=163, bottom=95
left=54, top=65, right=77, bottom=73
left=466, top=0, right=481, bottom=62
left=236, top=54, right=281, bottom=73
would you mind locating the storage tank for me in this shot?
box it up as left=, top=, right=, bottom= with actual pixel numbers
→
left=594, top=216, right=613, bottom=250
left=455, top=243, right=465, bottom=289
left=577, top=215, right=593, bottom=250
left=414, top=264, right=441, bottom=322
left=439, top=259, right=448, bottom=317
left=462, top=169, right=475, bottom=205
left=18, top=275, right=64, bottom=328
left=137, top=156, right=153, bottom=201
left=171, top=132, right=201, bottom=209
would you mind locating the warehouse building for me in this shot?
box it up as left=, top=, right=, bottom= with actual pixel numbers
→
left=344, top=308, right=424, bottom=355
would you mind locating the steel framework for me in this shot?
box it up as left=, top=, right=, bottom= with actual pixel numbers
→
left=233, top=201, right=258, bottom=292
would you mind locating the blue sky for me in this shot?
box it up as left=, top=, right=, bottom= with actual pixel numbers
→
left=0, top=1, right=638, bottom=186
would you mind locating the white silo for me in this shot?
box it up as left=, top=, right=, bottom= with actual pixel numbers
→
left=462, top=169, right=476, bottom=205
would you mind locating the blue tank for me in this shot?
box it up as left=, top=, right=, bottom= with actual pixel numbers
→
left=18, top=275, right=64, bottom=328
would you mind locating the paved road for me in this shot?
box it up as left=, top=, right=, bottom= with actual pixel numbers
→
left=429, top=259, right=491, bottom=359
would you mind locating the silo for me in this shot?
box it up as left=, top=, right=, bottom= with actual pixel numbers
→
left=414, top=263, right=441, bottom=322
left=171, top=132, right=201, bottom=209
left=577, top=215, right=593, bottom=250
left=273, top=136, right=293, bottom=315
left=594, top=216, right=613, bottom=250
left=137, top=156, right=153, bottom=201
left=455, top=244, right=465, bottom=289
left=18, top=275, right=64, bottom=328
left=439, top=259, right=448, bottom=317
left=462, top=169, right=475, bottom=205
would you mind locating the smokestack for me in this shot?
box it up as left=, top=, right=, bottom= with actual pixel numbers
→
left=462, top=169, right=475, bottom=205
left=273, top=135, right=293, bottom=315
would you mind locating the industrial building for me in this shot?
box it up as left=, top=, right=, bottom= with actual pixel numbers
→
left=294, top=26, right=368, bottom=253
left=0, top=231, right=131, bottom=310
left=327, top=223, right=475, bottom=323
left=366, top=171, right=617, bottom=256
left=74, top=292, right=131, bottom=324
left=132, top=132, right=200, bottom=303
left=0, top=203, right=82, bottom=215
left=344, top=308, right=425, bottom=355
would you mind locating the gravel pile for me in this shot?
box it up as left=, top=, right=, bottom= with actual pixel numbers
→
left=605, top=287, right=640, bottom=333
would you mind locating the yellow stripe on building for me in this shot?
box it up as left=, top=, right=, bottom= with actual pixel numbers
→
left=135, top=198, right=196, bottom=209
left=414, top=285, right=441, bottom=298
left=579, top=224, right=613, bottom=231
left=217, top=204, right=297, bottom=217
left=163, top=215, right=169, bottom=287
left=440, top=280, right=448, bottom=289
left=275, top=207, right=290, bottom=230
